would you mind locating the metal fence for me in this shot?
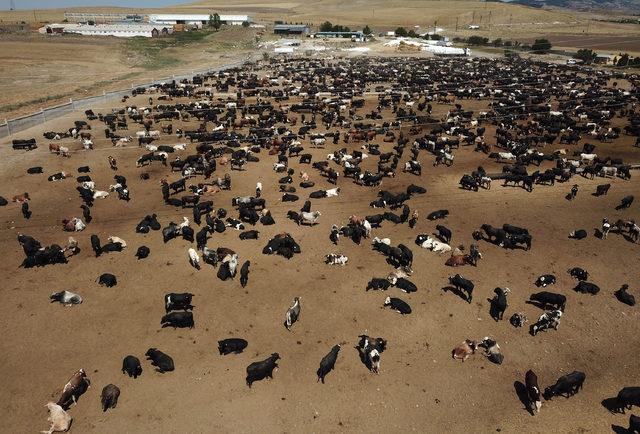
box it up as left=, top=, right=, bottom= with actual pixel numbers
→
left=0, top=60, right=246, bottom=140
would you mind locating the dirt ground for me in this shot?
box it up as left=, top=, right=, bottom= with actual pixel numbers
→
left=0, top=65, right=639, bottom=433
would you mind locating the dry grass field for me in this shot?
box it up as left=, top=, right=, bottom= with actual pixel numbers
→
left=0, top=0, right=639, bottom=119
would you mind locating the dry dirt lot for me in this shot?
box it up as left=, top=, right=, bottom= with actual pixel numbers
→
left=0, top=78, right=638, bottom=433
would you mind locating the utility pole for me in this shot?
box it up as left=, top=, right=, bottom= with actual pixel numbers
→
left=472, top=11, right=476, bottom=24
left=455, top=16, right=459, bottom=32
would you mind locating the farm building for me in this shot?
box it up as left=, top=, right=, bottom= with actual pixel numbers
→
left=39, top=23, right=172, bottom=38
left=63, top=12, right=144, bottom=23
left=148, top=14, right=251, bottom=26
left=312, top=31, right=366, bottom=41
left=273, top=24, right=310, bottom=35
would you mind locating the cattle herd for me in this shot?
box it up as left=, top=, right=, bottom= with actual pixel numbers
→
left=2, top=55, right=640, bottom=432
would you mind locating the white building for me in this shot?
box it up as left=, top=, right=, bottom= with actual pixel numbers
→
left=39, top=23, right=171, bottom=38
left=148, top=14, right=251, bottom=26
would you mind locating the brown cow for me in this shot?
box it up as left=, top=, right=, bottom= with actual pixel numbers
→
left=12, top=192, right=30, bottom=203
left=57, top=369, right=90, bottom=409
left=445, top=254, right=468, bottom=267
left=452, top=340, right=477, bottom=362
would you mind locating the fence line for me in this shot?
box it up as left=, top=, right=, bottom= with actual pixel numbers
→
left=0, top=60, right=246, bottom=140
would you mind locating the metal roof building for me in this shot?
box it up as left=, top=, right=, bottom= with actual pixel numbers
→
left=148, top=14, right=251, bottom=26
left=273, top=24, right=310, bottom=35
left=39, top=23, right=172, bottom=38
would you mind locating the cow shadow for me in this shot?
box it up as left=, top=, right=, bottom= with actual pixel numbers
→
left=594, top=228, right=604, bottom=239
left=442, top=285, right=469, bottom=303
left=602, top=397, right=622, bottom=413
left=565, top=193, right=574, bottom=201
left=514, top=381, right=534, bottom=416
left=525, top=300, right=548, bottom=311
left=354, top=346, right=372, bottom=372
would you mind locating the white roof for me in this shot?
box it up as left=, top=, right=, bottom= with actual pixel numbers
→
left=43, top=23, right=165, bottom=31
left=149, top=14, right=250, bottom=22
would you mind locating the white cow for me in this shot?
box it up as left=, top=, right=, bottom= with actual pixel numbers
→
left=325, top=187, right=340, bottom=197
left=42, top=402, right=72, bottom=434
left=325, top=254, right=348, bottom=265
left=107, top=236, right=127, bottom=248
left=188, top=247, right=200, bottom=270
left=300, top=211, right=321, bottom=225
left=93, top=190, right=109, bottom=199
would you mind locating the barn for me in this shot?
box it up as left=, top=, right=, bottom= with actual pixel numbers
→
left=148, top=14, right=251, bottom=26
left=39, top=23, right=171, bottom=38
left=273, top=24, right=310, bottom=35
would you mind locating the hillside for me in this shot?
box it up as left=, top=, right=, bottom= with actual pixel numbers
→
left=488, top=0, right=640, bottom=14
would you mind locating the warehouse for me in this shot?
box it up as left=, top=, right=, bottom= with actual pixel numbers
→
left=39, top=23, right=171, bottom=38
left=148, top=14, right=251, bottom=26
left=273, top=24, right=310, bottom=35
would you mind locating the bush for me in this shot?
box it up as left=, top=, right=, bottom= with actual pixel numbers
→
left=574, top=48, right=596, bottom=64
left=320, top=21, right=334, bottom=32
left=407, top=29, right=418, bottom=38
left=467, top=36, right=488, bottom=45
left=242, top=21, right=250, bottom=28
left=395, top=27, right=408, bottom=37
left=531, top=38, right=552, bottom=53
left=491, top=38, right=503, bottom=46
left=363, top=25, right=372, bottom=35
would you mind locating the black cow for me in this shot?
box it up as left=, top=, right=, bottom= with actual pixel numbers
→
left=366, top=278, right=392, bottom=291
left=574, top=281, right=600, bottom=295
left=529, top=291, right=566, bottom=311
left=535, top=274, right=556, bottom=287
left=90, top=234, right=102, bottom=257
left=427, top=209, right=449, bottom=220
left=122, top=355, right=142, bottom=378
left=489, top=287, right=510, bottom=321
left=317, top=345, right=340, bottom=383
left=394, top=278, right=417, bottom=293
left=594, top=183, right=611, bottom=196
left=543, top=371, right=586, bottom=400
left=384, top=296, right=412, bottom=314
left=161, top=311, right=194, bottom=328
left=569, top=267, right=589, bottom=281
left=628, top=414, right=640, bottom=432
left=101, top=242, right=123, bottom=253
left=97, top=273, right=117, bottom=287
left=240, top=260, right=250, bottom=287
left=246, top=353, right=280, bottom=387
left=27, top=166, right=43, bottom=174
left=135, top=245, right=150, bottom=259
left=218, top=338, right=248, bottom=355
left=448, top=274, right=474, bottom=303
left=525, top=370, right=542, bottom=413
left=78, top=166, right=91, bottom=173
left=145, top=348, right=174, bottom=373
left=615, top=284, right=636, bottom=306
left=618, top=195, right=635, bottom=209
left=100, top=384, right=120, bottom=412
left=569, top=229, right=588, bottom=240
left=239, top=230, right=260, bottom=240
left=435, top=225, right=452, bottom=243
left=164, top=293, right=194, bottom=312
left=616, top=387, right=640, bottom=413
left=181, top=226, right=194, bottom=242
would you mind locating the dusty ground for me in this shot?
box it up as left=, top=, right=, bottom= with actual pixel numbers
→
left=0, top=68, right=638, bottom=433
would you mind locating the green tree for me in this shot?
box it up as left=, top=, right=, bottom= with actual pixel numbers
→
left=407, top=29, right=418, bottom=38
left=320, top=21, right=334, bottom=32
left=531, top=38, right=552, bottom=53
left=395, top=27, right=408, bottom=37
left=574, top=48, right=597, bottom=64
left=362, top=25, right=372, bottom=35
left=491, top=38, right=503, bottom=46
left=617, top=53, right=630, bottom=66
left=209, top=13, right=222, bottom=30
left=242, top=21, right=250, bottom=28
left=467, top=36, right=488, bottom=45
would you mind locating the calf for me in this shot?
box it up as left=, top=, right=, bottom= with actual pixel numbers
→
left=357, top=335, right=387, bottom=373
left=525, top=370, right=542, bottom=413
left=188, top=248, right=200, bottom=270
left=135, top=245, right=150, bottom=259
left=122, top=355, right=142, bottom=378
left=218, top=338, right=248, bottom=355
left=100, top=384, right=120, bottom=412
left=50, top=290, right=82, bottom=306
left=531, top=309, right=562, bottom=336
left=161, top=311, right=194, bottom=329
left=325, top=253, right=348, bottom=265
left=569, top=229, right=588, bottom=240
left=383, top=296, right=412, bottom=314
left=615, top=284, right=636, bottom=306
left=164, top=293, right=194, bottom=312
left=317, top=345, right=340, bottom=383
left=543, top=371, right=586, bottom=400
left=42, top=402, right=72, bottom=434
left=448, top=274, right=474, bottom=303
left=239, top=230, right=260, bottom=240
left=145, top=348, right=174, bottom=372
left=27, top=166, right=43, bottom=174
left=97, top=273, right=117, bottom=287
left=57, top=369, right=90, bottom=409
left=535, top=274, right=556, bottom=287
left=246, top=353, right=280, bottom=387
left=452, top=339, right=477, bottom=362
left=284, top=297, right=301, bottom=330
left=427, top=209, right=449, bottom=220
